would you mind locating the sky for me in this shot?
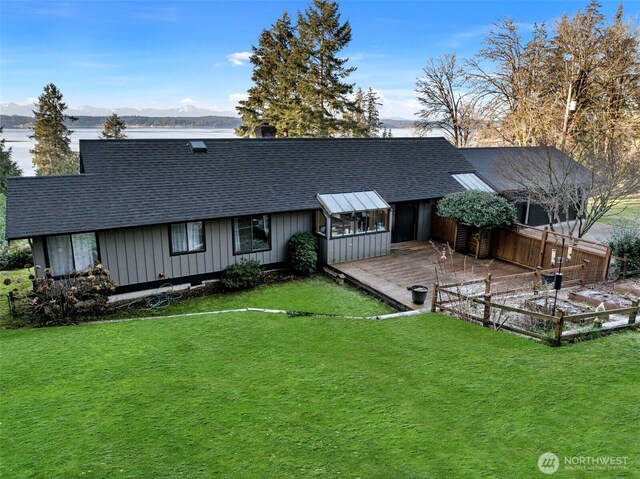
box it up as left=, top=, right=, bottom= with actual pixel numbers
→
left=0, top=0, right=637, bottom=120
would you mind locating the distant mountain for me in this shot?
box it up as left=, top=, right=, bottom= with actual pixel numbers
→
left=380, top=119, right=415, bottom=129
left=0, top=102, right=238, bottom=118
left=1, top=115, right=242, bottom=129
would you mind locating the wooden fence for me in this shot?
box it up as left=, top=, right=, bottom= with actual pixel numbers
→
left=490, top=225, right=611, bottom=283
left=431, top=274, right=639, bottom=346
left=430, top=214, right=611, bottom=284
left=430, top=213, right=457, bottom=244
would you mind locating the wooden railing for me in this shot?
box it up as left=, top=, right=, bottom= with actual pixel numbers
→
left=431, top=273, right=639, bottom=346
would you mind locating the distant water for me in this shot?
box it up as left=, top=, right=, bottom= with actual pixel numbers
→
left=3, top=127, right=418, bottom=176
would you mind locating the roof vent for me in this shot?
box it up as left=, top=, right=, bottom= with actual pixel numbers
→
left=188, top=140, right=208, bottom=152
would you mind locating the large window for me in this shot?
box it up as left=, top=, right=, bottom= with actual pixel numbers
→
left=46, top=232, right=98, bottom=276
left=234, top=215, right=271, bottom=254
left=330, top=209, right=389, bottom=237
left=170, top=221, right=205, bottom=254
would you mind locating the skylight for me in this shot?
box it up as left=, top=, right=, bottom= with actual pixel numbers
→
left=188, top=140, right=208, bottom=153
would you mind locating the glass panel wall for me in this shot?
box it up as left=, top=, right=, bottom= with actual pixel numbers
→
left=329, top=209, right=389, bottom=238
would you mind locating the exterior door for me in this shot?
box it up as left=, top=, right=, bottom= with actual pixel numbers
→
left=392, top=202, right=417, bottom=243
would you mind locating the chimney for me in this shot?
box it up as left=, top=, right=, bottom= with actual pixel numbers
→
left=254, top=123, right=277, bottom=138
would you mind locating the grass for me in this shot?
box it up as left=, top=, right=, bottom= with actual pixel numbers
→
left=107, top=276, right=395, bottom=320
left=1, top=277, right=639, bottom=478
left=0, top=268, right=32, bottom=317
left=598, top=196, right=640, bottom=226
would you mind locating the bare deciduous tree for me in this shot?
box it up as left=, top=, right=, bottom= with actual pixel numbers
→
left=504, top=141, right=640, bottom=238
left=468, top=20, right=552, bottom=147
left=415, top=53, right=480, bottom=147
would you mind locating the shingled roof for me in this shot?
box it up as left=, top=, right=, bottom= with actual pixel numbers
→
left=6, top=137, right=476, bottom=239
left=459, top=146, right=592, bottom=193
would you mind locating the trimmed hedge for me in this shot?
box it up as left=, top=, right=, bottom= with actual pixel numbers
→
left=437, top=190, right=517, bottom=229
left=221, top=260, right=262, bottom=291
left=288, top=232, right=318, bottom=275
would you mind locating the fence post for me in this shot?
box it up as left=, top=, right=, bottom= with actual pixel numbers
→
left=622, top=254, right=629, bottom=279
left=431, top=283, right=438, bottom=312
left=629, top=300, right=638, bottom=325
left=534, top=267, right=541, bottom=294
left=555, top=310, right=565, bottom=346
left=538, top=227, right=549, bottom=268
left=483, top=274, right=492, bottom=326
left=602, top=245, right=612, bottom=282
left=7, top=292, right=14, bottom=317
left=580, top=259, right=590, bottom=286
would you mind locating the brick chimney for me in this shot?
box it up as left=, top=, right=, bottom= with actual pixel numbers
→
left=254, top=123, right=277, bottom=138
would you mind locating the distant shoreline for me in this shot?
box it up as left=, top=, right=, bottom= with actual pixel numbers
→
left=0, top=114, right=415, bottom=130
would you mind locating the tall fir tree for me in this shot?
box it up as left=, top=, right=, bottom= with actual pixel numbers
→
left=30, top=83, right=78, bottom=175
left=0, top=127, right=22, bottom=195
left=297, top=0, right=356, bottom=136
left=100, top=113, right=127, bottom=139
left=236, top=11, right=305, bottom=137
left=364, top=88, right=383, bottom=137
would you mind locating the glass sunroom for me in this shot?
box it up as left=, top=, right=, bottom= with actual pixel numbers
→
left=315, top=191, right=392, bottom=264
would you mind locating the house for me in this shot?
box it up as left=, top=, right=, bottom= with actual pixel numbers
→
left=458, top=146, right=592, bottom=226
left=7, top=134, right=495, bottom=292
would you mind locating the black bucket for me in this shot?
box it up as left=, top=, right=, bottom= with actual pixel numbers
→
left=408, top=285, right=428, bottom=305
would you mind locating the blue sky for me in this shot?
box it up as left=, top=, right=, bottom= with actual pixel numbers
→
left=0, top=0, right=636, bottom=119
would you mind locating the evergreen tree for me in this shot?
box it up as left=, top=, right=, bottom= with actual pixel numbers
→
left=297, top=0, right=357, bottom=137
left=343, top=88, right=367, bottom=136
left=0, top=127, right=22, bottom=195
left=100, top=113, right=127, bottom=139
left=235, top=1, right=362, bottom=138
left=344, top=87, right=382, bottom=137
left=236, top=11, right=305, bottom=137
left=364, top=88, right=383, bottom=137
left=30, top=83, right=79, bottom=175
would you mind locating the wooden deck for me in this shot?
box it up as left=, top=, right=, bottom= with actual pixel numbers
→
left=331, top=241, right=530, bottom=310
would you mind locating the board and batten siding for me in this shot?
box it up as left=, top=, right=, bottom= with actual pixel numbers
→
left=319, top=231, right=391, bottom=264
left=31, top=211, right=313, bottom=287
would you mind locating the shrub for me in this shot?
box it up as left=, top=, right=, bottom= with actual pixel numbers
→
left=609, top=218, right=640, bottom=271
left=437, top=190, right=518, bottom=229
left=288, top=232, right=318, bottom=275
left=0, top=241, right=33, bottom=270
left=27, top=263, right=117, bottom=327
left=221, top=259, right=262, bottom=291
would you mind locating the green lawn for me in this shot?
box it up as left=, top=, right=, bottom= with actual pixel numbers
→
left=598, top=196, right=640, bottom=225
left=1, top=280, right=639, bottom=478
left=108, top=276, right=395, bottom=320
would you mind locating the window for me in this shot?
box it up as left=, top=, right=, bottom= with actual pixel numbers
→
left=170, top=221, right=205, bottom=254
left=330, top=209, right=389, bottom=237
left=234, top=215, right=270, bottom=254
left=46, top=232, right=98, bottom=276
left=316, top=210, right=327, bottom=236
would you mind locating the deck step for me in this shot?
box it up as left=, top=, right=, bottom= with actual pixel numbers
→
left=323, top=266, right=346, bottom=284
left=327, top=266, right=413, bottom=312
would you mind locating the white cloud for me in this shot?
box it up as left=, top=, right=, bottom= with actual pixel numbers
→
left=375, top=89, right=419, bottom=120
left=226, top=52, right=252, bottom=66
left=229, top=93, right=248, bottom=104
